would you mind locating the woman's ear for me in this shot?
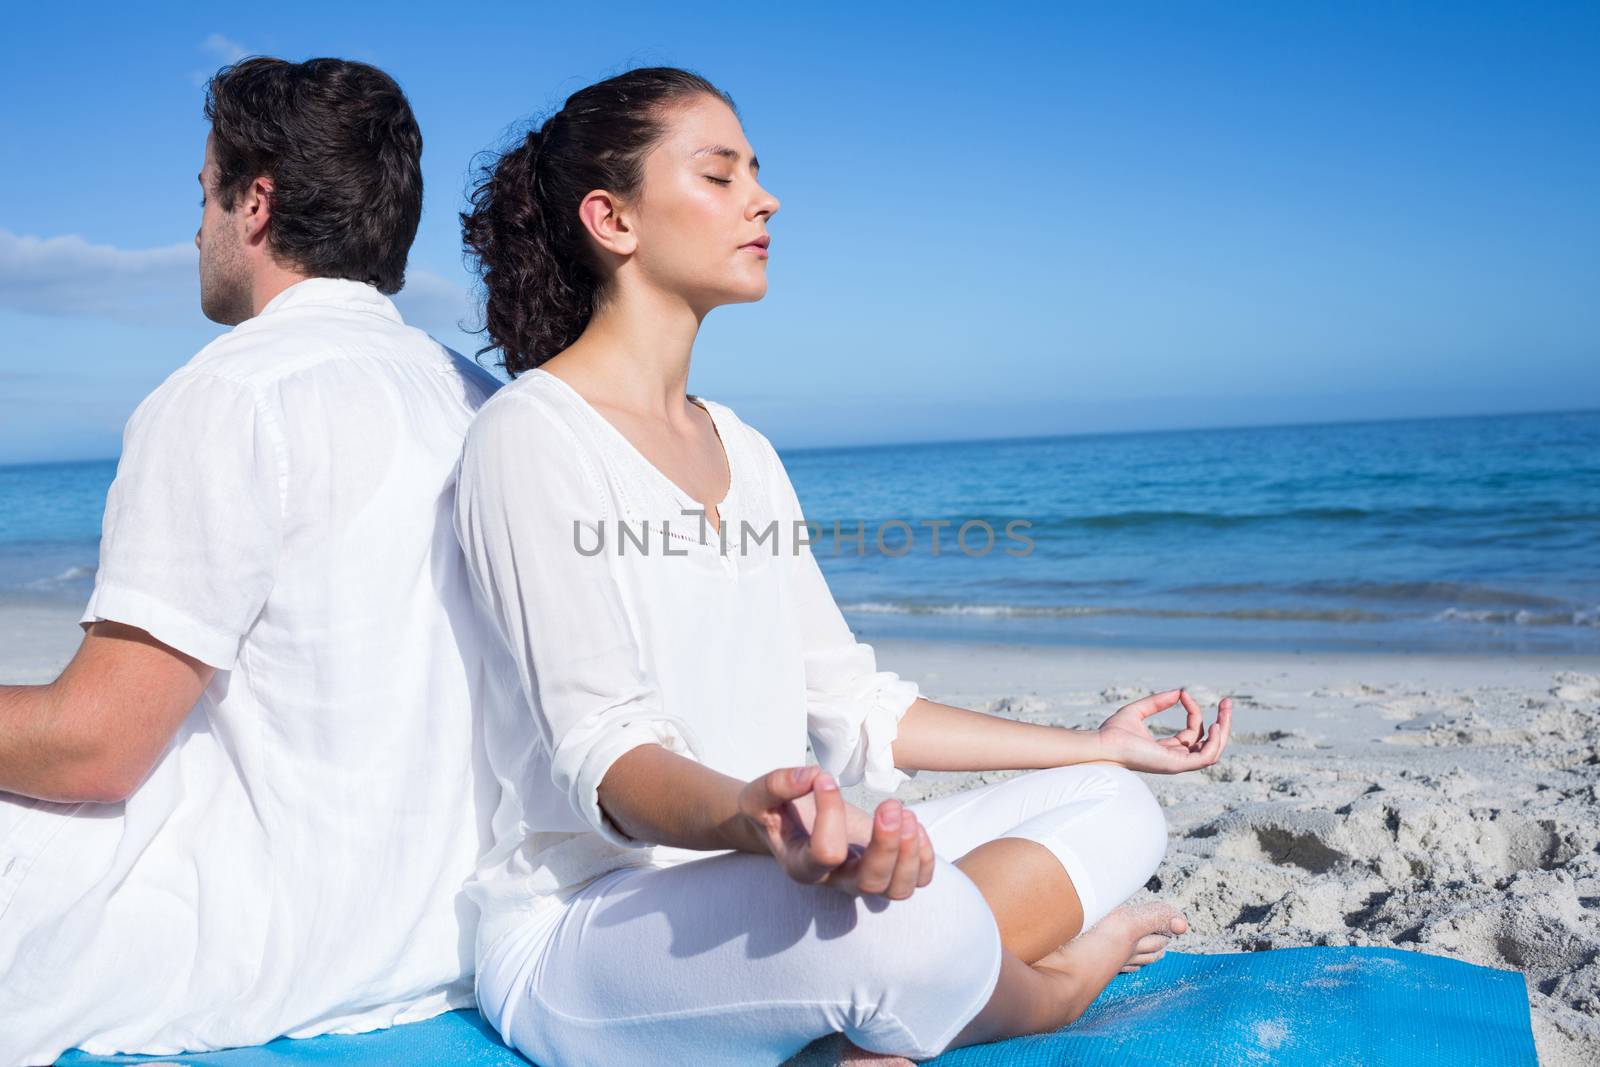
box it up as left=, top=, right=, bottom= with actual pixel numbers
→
left=578, top=189, right=637, bottom=258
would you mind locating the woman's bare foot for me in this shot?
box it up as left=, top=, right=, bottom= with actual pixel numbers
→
left=943, top=900, right=1192, bottom=1054
left=1116, top=902, right=1188, bottom=972
left=1037, top=901, right=1187, bottom=986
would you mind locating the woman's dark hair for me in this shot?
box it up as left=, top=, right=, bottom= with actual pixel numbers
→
left=461, top=66, right=736, bottom=375
left=203, top=56, right=423, bottom=295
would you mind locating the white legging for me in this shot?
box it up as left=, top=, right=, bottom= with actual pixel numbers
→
left=476, top=763, right=1168, bottom=1067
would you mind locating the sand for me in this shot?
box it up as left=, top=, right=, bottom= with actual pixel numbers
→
left=6, top=605, right=1596, bottom=1064
left=829, top=638, right=1600, bottom=1067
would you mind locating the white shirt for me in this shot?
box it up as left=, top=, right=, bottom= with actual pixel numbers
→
left=0, top=278, right=503, bottom=1063
left=453, top=367, right=921, bottom=955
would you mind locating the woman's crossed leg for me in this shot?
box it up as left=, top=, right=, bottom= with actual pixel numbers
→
left=477, top=762, right=1182, bottom=1066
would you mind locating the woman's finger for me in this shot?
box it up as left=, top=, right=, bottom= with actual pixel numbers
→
left=1119, top=688, right=1183, bottom=720
left=801, top=772, right=849, bottom=876
left=765, top=764, right=819, bottom=805
left=885, top=809, right=922, bottom=899
left=917, top=824, right=935, bottom=887
left=1203, top=697, right=1234, bottom=762
left=1179, top=697, right=1233, bottom=770
left=1174, top=689, right=1204, bottom=744
left=851, top=800, right=905, bottom=895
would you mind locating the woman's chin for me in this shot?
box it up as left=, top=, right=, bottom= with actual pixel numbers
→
left=719, top=279, right=770, bottom=305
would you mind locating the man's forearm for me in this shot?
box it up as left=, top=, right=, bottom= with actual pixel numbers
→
left=597, top=743, right=773, bottom=854
left=889, top=697, right=1110, bottom=774
left=0, top=682, right=111, bottom=803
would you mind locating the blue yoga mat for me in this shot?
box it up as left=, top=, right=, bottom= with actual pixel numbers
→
left=57, top=946, right=1537, bottom=1066
left=929, top=946, right=1538, bottom=1067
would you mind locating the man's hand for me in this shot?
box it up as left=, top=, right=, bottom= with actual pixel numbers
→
left=738, top=765, right=935, bottom=899
left=0, top=622, right=212, bottom=803
left=1095, top=688, right=1232, bottom=775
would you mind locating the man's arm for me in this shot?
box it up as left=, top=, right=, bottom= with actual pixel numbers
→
left=0, top=622, right=212, bottom=804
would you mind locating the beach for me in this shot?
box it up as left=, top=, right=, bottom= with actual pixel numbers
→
left=9, top=601, right=1595, bottom=1065
left=834, top=637, right=1600, bottom=1067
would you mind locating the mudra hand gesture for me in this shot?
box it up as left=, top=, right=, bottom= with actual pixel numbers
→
left=1097, top=688, right=1233, bottom=774
left=738, top=765, right=934, bottom=899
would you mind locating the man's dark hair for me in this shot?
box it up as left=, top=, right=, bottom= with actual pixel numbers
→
left=204, top=57, right=422, bottom=295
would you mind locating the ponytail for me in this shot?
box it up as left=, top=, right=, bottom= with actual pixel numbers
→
left=462, top=66, right=736, bottom=375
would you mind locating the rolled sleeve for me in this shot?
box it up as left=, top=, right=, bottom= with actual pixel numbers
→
left=454, top=394, right=704, bottom=849
left=80, top=369, right=286, bottom=671
left=757, top=432, right=920, bottom=794
left=571, top=718, right=699, bottom=848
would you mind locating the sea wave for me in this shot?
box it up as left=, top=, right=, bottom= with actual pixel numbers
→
left=1032, top=507, right=1600, bottom=532
left=840, top=602, right=1390, bottom=623
left=25, top=564, right=96, bottom=587
left=840, top=600, right=1600, bottom=628
left=1172, top=579, right=1573, bottom=609
left=1430, top=606, right=1600, bottom=628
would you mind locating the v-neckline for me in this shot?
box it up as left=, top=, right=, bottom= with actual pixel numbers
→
left=530, top=367, right=733, bottom=533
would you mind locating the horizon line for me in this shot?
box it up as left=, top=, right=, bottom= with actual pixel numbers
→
left=3, top=402, right=1597, bottom=471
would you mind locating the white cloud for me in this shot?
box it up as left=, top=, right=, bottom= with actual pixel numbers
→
left=0, top=229, right=199, bottom=327
left=393, top=269, right=476, bottom=340
left=200, top=34, right=249, bottom=64
left=192, top=34, right=252, bottom=86
left=0, top=229, right=479, bottom=339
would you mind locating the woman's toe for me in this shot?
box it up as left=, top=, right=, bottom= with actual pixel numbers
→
left=1134, top=933, right=1170, bottom=954
left=1123, top=949, right=1166, bottom=970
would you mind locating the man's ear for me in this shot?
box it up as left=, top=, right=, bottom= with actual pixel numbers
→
left=239, top=175, right=275, bottom=249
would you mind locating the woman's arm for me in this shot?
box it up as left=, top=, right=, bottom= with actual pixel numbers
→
left=887, top=696, right=1111, bottom=773
left=891, top=688, right=1233, bottom=775
left=600, top=745, right=936, bottom=900
left=598, top=743, right=770, bottom=852
left=455, top=397, right=711, bottom=852
left=755, top=431, right=1231, bottom=782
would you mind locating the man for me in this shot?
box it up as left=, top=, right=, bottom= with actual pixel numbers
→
left=0, top=57, right=502, bottom=1063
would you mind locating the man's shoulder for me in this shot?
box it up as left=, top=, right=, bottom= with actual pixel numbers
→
left=168, top=314, right=330, bottom=392
left=179, top=303, right=484, bottom=389
left=437, top=345, right=505, bottom=411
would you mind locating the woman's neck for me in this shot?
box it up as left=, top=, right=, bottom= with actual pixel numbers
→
left=557, top=283, right=706, bottom=420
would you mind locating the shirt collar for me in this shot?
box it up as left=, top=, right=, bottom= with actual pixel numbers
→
left=257, top=277, right=405, bottom=324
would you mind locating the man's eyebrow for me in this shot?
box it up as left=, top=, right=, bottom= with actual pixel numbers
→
left=690, top=144, right=760, bottom=174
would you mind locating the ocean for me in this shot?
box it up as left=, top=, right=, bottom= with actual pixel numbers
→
left=3, top=409, right=1597, bottom=656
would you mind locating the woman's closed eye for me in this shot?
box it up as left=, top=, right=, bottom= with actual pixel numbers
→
left=704, top=175, right=732, bottom=185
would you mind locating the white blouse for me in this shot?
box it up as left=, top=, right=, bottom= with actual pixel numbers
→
left=453, top=367, right=921, bottom=952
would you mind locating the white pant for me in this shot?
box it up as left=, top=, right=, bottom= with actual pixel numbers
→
left=476, top=763, right=1168, bottom=1067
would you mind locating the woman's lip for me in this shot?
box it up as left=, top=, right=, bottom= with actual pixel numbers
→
left=741, top=243, right=769, bottom=256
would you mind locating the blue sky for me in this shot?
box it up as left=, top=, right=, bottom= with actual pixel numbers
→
left=1, top=1, right=1596, bottom=464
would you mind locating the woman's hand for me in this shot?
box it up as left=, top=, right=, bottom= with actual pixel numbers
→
left=737, top=765, right=935, bottom=899
left=1096, top=688, right=1232, bottom=774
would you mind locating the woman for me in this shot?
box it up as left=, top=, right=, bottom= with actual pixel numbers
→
left=453, top=66, right=1233, bottom=1067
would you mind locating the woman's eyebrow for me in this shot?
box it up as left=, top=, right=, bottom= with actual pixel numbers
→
left=690, top=144, right=760, bottom=174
